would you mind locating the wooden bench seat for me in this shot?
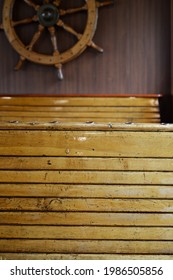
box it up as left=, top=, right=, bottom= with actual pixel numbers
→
left=0, top=95, right=161, bottom=123
left=0, top=116, right=173, bottom=260
left=1, top=94, right=172, bottom=260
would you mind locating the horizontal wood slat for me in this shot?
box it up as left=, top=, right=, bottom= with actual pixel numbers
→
left=0, top=130, right=172, bottom=157
left=0, top=212, right=173, bottom=226
left=0, top=117, right=160, bottom=123
left=0, top=157, right=173, bottom=171
left=0, top=184, right=173, bottom=198
left=0, top=226, right=173, bottom=240
left=0, top=253, right=172, bottom=260
left=0, top=97, right=159, bottom=107
left=0, top=240, right=173, bottom=254
left=0, top=111, right=160, bottom=118
left=1, top=122, right=172, bottom=131
left=0, top=170, right=173, bottom=185
left=0, top=105, right=160, bottom=112
left=0, top=198, right=172, bottom=212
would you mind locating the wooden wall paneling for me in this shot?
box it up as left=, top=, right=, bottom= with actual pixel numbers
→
left=0, top=0, right=171, bottom=95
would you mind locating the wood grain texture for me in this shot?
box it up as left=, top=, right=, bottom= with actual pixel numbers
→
left=0, top=96, right=160, bottom=123
left=0, top=253, right=173, bottom=260
left=0, top=96, right=160, bottom=106
left=0, top=130, right=172, bottom=157
left=0, top=122, right=172, bottom=131
left=1, top=157, right=173, bottom=171
left=0, top=107, right=172, bottom=259
left=0, top=117, right=160, bottom=123
left=1, top=225, right=173, bottom=240
left=0, top=198, right=173, bottom=212
left=0, top=212, right=173, bottom=226
left=0, top=170, right=173, bottom=185
left=0, top=240, right=173, bottom=254
left=0, top=111, right=160, bottom=118
left=0, top=105, right=160, bottom=112
left=0, top=184, right=173, bottom=199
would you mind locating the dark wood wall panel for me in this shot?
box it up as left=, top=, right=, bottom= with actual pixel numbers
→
left=171, top=0, right=173, bottom=96
left=0, top=0, right=171, bottom=95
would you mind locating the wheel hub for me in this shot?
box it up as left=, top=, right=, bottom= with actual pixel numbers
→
left=37, top=4, right=59, bottom=27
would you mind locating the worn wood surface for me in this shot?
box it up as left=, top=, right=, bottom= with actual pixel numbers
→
left=0, top=122, right=173, bottom=259
left=1, top=157, right=173, bottom=171
left=0, top=254, right=173, bottom=260
left=0, top=96, right=160, bottom=106
left=0, top=97, right=173, bottom=259
left=0, top=105, right=160, bottom=112
left=1, top=212, right=173, bottom=226
left=0, top=96, right=160, bottom=123
left=1, top=130, right=173, bottom=157
left=1, top=226, right=173, bottom=240
left=0, top=184, right=173, bottom=199
left=1, top=240, right=173, bottom=254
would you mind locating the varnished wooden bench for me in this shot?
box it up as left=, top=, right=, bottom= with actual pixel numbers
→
left=1, top=95, right=173, bottom=260
left=0, top=95, right=161, bottom=123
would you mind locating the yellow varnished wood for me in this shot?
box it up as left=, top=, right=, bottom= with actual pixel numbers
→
left=0, top=198, right=172, bottom=212
left=0, top=170, right=173, bottom=184
left=0, top=111, right=160, bottom=118
left=0, top=184, right=173, bottom=199
left=0, top=212, right=173, bottom=226
left=0, top=240, right=173, bottom=254
left=2, top=122, right=172, bottom=131
left=0, top=97, right=159, bottom=107
left=0, top=117, right=160, bottom=123
left=0, top=157, right=173, bottom=171
left=0, top=225, right=173, bottom=240
left=0, top=96, right=161, bottom=124
left=0, top=130, right=172, bottom=157
left=1, top=95, right=172, bottom=259
left=0, top=105, right=160, bottom=113
left=0, top=253, right=173, bottom=260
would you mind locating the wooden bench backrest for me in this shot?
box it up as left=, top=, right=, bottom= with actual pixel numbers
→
left=0, top=121, right=173, bottom=259
left=0, top=95, right=161, bottom=123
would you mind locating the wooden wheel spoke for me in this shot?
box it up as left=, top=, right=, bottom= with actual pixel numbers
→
left=15, top=56, right=26, bottom=71
left=23, top=0, right=39, bottom=11
left=96, top=1, right=114, bottom=8
left=12, top=15, right=38, bottom=27
left=15, top=24, right=44, bottom=70
left=59, top=4, right=87, bottom=16
left=48, top=26, right=64, bottom=80
left=57, top=19, right=82, bottom=40
left=88, top=41, right=104, bottom=53
left=26, top=24, right=45, bottom=51
left=48, top=26, right=59, bottom=53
